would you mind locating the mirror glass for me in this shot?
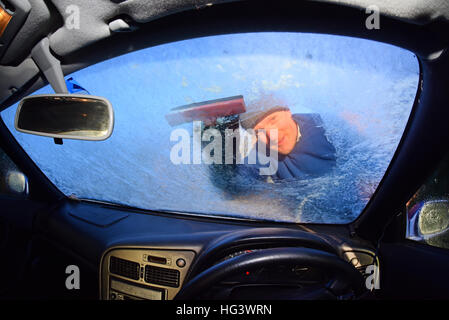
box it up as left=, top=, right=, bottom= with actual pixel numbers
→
left=5, top=171, right=28, bottom=196
left=15, top=94, right=113, bottom=140
left=418, top=201, right=449, bottom=235
left=0, top=147, right=29, bottom=199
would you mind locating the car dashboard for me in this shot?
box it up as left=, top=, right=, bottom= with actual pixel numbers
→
left=33, top=199, right=378, bottom=300
left=100, top=245, right=377, bottom=300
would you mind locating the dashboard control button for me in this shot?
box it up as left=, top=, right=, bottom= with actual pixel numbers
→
left=176, top=258, right=186, bottom=268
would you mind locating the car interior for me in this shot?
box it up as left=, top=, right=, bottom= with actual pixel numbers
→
left=0, top=0, right=449, bottom=301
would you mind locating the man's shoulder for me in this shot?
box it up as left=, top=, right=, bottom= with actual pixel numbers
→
left=292, top=113, right=324, bottom=128
left=290, top=112, right=336, bottom=158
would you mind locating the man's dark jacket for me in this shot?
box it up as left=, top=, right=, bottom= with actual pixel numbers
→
left=238, top=113, right=336, bottom=181
left=273, top=113, right=336, bottom=180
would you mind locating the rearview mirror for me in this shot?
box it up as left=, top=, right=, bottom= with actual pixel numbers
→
left=15, top=94, right=114, bottom=141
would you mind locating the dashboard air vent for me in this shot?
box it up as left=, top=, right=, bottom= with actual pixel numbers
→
left=144, top=265, right=180, bottom=288
left=110, top=256, right=140, bottom=280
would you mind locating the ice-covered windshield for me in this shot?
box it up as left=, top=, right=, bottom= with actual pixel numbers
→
left=1, top=32, right=419, bottom=224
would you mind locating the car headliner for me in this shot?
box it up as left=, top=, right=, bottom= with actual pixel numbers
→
left=0, top=0, right=448, bottom=242
left=0, top=0, right=447, bottom=107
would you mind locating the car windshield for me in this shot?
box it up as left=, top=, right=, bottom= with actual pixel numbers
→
left=0, top=32, right=419, bottom=224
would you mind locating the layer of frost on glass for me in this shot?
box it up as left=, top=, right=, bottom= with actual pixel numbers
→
left=1, top=32, right=419, bottom=223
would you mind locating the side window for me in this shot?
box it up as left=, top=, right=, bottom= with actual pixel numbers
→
left=0, top=146, right=28, bottom=198
left=406, top=152, right=449, bottom=250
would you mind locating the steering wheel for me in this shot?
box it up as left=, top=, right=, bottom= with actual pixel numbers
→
left=175, top=247, right=366, bottom=300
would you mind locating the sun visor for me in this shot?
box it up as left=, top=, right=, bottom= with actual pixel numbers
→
left=0, top=6, right=12, bottom=37
left=0, top=0, right=31, bottom=61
